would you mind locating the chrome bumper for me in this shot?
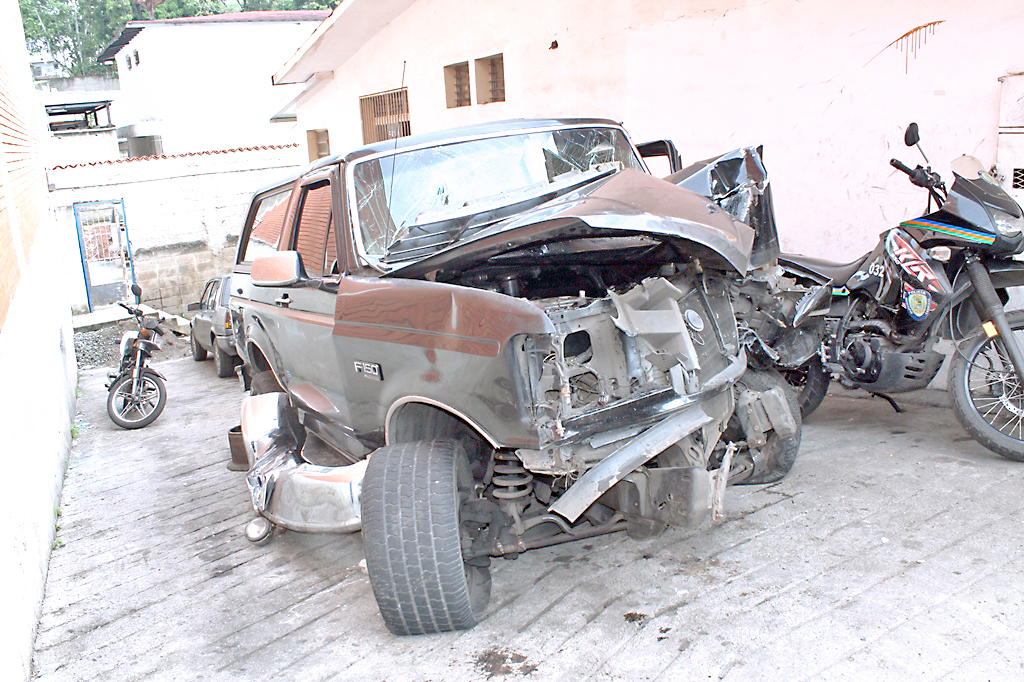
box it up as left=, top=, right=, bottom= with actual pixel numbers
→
left=241, top=393, right=366, bottom=533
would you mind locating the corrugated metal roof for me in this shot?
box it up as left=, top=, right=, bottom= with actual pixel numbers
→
left=45, top=101, right=112, bottom=116
left=96, top=11, right=331, bottom=64
left=96, top=26, right=144, bottom=64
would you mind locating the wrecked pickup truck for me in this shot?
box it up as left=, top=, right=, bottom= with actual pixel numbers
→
left=230, top=118, right=800, bottom=635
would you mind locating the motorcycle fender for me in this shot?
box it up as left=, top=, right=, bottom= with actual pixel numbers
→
left=106, top=367, right=164, bottom=390
left=987, top=260, right=1024, bottom=291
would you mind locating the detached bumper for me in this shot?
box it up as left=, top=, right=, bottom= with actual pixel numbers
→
left=241, top=393, right=366, bottom=533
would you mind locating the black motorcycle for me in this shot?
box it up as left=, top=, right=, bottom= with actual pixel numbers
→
left=779, top=123, right=1024, bottom=461
left=105, top=284, right=169, bottom=429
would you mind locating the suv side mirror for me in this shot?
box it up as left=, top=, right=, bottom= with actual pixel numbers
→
left=187, top=302, right=201, bottom=312
left=904, top=122, right=920, bottom=147
left=252, top=251, right=304, bottom=287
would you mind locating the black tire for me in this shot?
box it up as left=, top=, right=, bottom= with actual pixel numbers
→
left=361, top=440, right=490, bottom=635
left=782, top=355, right=830, bottom=419
left=735, top=369, right=803, bottom=485
left=949, top=311, right=1024, bottom=462
left=106, top=371, right=167, bottom=429
left=214, top=343, right=234, bottom=378
left=190, top=329, right=208, bottom=361
left=249, top=370, right=283, bottom=395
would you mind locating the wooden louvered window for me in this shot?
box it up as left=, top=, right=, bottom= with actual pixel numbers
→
left=292, top=180, right=334, bottom=278
left=359, top=88, right=411, bottom=145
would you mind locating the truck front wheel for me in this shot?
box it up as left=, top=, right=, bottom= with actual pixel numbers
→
left=361, top=439, right=490, bottom=635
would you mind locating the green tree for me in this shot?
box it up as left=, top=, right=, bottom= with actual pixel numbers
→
left=19, top=0, right=338, bottom=78
left=20, top=0, right=132, bottom=77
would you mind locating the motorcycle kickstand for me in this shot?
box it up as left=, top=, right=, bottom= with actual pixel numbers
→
left=869, top=392, right=905, bottom=413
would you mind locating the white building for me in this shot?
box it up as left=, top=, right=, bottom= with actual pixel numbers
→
left=272, top=0, right=1024, bottom=261
left=49, top=10, right=332, bottom=313
left=98, top=10, right=330, bottom=157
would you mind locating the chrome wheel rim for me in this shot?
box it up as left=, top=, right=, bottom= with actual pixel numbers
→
left=112, top=376, right=161, bottom=424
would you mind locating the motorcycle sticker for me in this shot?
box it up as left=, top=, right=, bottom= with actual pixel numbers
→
left=886, top=230, right=944, bottom=294
left=900, top=218, right=996, bottom=245
left=903, top=287, right=933, bottom=320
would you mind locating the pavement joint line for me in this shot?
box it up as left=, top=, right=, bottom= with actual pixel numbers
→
left=46, top=563, right=357, bottom=681
left=798, top=542, right=1024, bottom=682
left=212, top=577, right=359, bottom=673
left=210, top=570, right=370, bottom=674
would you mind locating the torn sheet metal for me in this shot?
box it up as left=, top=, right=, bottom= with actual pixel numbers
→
left=669, top=146, right=780, bottom=269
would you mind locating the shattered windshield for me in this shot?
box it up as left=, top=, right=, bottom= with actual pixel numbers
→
left=351, top=126, right=645, bottom=266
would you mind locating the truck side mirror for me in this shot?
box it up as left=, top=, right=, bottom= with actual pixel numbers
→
left=251, top=251, right=305, bottom=287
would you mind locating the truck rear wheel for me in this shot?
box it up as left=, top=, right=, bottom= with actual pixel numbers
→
left=361, top=440, right=490, bottom=635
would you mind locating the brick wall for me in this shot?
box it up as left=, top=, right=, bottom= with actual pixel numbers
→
left=0, top=26, right=47, bottom=330
left=1, top=1, right=78, bottom=681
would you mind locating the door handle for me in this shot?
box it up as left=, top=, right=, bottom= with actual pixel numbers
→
left=274, top=294, right=291, bottom=308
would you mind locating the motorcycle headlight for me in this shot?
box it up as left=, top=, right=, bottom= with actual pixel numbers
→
left=995, top=215, right=1023, bottom=237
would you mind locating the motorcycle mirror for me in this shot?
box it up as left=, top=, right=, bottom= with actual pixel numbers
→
left=903, top=122, right=931, bottom=164
left=904, top=123, right=920, bottom=147
left=131, top=283, right=142, bottom=297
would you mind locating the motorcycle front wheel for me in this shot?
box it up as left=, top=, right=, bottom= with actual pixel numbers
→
left=949, top=311, right=1024, bottom=461
left=106, top=371, right=167, bottom=429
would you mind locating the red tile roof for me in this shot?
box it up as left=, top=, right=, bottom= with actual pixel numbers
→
left=48, top=143, right=300, bottom=170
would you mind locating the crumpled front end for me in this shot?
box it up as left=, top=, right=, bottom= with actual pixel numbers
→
left=241, top=393, right=366, bottom=534
left=511, top=262, right=750, bottom=525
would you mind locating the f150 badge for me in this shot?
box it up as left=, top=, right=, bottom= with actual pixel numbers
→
left=354, top=360, right=383, bottom=381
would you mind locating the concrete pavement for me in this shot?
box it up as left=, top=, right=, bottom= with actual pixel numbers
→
left=32, top=357, right=1024, bottom=681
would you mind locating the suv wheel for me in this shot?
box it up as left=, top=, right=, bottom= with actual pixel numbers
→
left=362, top=440, right=490, bottom=635
left=190, top=329, right=208, bottom=361
left=214, top=343, right=234, bottom=378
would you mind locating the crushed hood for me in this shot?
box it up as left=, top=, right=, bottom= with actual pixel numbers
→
left=387, top=169, right=755, bottom=279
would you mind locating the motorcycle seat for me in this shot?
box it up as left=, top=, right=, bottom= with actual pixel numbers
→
left=779, top=253, right=870, bottom=285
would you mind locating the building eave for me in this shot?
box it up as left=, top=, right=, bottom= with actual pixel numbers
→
left=97, top=11, right=332, bottom=64
left=273, top=0, right=416, bottom=85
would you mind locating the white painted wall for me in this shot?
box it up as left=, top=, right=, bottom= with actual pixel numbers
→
left=290, top=0, right=1024, bottom=261
left=113, top=20, right=321, bottom=155
left=48, top=147, right=305, bottom=312
left=47, top=130, right=120, bottom=167
left=0, top=232, right=76, bottom=682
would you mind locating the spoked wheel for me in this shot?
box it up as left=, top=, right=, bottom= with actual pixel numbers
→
left=781, top=355, right=830, bottom=419
left=106, top=371, right=167, bottom=429
left=949, top=311, right=1024, bottom=461
left=361, top=440, right=490, bottom=635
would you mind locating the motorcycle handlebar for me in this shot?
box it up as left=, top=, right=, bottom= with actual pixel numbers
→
left=890, top=158, right=914, bottom=176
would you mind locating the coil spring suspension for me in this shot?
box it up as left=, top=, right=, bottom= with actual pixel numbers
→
left=491, top=452, right=534, bottom=501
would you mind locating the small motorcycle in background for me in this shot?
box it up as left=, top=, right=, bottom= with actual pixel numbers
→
left=106, top=284, right=168, bottom=429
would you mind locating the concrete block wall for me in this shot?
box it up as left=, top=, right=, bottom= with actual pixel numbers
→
left=133, top=241, right=236, bottom=312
